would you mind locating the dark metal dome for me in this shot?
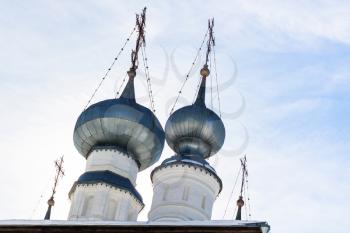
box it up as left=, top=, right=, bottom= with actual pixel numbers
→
left=73, top=77, right=165, bottom=171
left=165, top=76, right=225, bottom=159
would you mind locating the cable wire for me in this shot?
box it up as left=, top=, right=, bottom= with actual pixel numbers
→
left=115, top=73, right=128, bottom=98
left=192, top=71, right=203, bottom=104
left=246, top=176, right=252, bottom=219
left=141, top=45, right=156, bottom=112
left=244, top=182, right=248, bottom=220
left=223, top=166, right=242, bottom=219
left=210, top=52, right=213, bottom=109
left=169, top=30, right=209, bottom=115
left=83, top=27, right=136, bottom=110
left=213, top=46, right=222, bottom=117
left=29, top=178, right=51, bottom=219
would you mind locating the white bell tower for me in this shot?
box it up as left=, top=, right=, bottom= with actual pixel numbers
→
left=68, top=148, right=143, bottom=221
left=148, top=155, right=222, bottom=221
left=68, top=7, right=165, bottom=221
left=148, top=19, right=225, bottom=222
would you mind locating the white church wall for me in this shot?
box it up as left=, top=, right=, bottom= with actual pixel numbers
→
left=85, top=148, right=139, bottom=185
left=68, top=148, right=143, bottom=221
left=148, top=164, right=221, bottom=221
left=68, top=184, right=142, bottom=221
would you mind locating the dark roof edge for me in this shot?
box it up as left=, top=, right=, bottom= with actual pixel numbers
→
left=69, top=170, right=144, bottom=206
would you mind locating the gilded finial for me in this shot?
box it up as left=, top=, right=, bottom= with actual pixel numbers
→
left=200, top=64, right=210, bottom=77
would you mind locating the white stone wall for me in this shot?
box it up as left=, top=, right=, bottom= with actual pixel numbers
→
left=68, top=148, right=142, bottom=221
left=148, top=164, right=221, bottom=222
left=68, top=183, right=143, bottom=221
left=85, top=148, right=139, bottom=185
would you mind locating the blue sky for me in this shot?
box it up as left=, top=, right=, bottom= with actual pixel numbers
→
left=0, top=1, right=349, bottom=233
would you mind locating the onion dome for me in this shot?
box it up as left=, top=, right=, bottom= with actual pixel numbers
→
left=73, top=69, right=165, bottom=171
left=165, top=66, right=225, bottom=159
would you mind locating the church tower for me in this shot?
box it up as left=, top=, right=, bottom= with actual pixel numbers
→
left=148, top=19, right=225, bottom=221
left=68, top=8, right=165, bottom=221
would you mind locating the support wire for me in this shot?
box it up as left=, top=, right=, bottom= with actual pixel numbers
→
left=169, top=30, right=208, bottom=115
left=83, top=27, right=136, bottom=110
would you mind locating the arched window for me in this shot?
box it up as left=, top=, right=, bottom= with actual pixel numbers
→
left=182, top=186, right=190, bottom=201
left=106, top=199, right=118, bottom=220
left=163, top=185, right=169, bottom=201
left=81, top=196, right=94, bottom=217
left=127, top=210, right=136, bottom=221
left=201, top=195, right=206, bottom=209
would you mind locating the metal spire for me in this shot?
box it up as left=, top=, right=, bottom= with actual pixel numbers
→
left=121, top=7, right=147, bottom=101
left=235, top=156, right=248, bottom=220
left=44, top=156, right=65, bottom=220
left=205, top=19, right=215, bottom=66
left=195, top=18, right=215, bottom=106
left=131, top=7, right=146, bottom=71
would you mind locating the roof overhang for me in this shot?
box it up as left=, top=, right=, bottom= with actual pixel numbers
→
left=0, top=220, right=270, bottom=233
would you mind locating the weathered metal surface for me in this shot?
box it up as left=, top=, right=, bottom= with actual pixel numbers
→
left=165, top=103, right=225, bottom=159
left=73, top=98, right=165, bottom=171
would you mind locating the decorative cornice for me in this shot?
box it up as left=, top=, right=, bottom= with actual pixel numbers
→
left=150, top=161, right=222, bottom=193
left=69, top=170, right=144, bottom=205
left=69, top=182, right=144, bottom=211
